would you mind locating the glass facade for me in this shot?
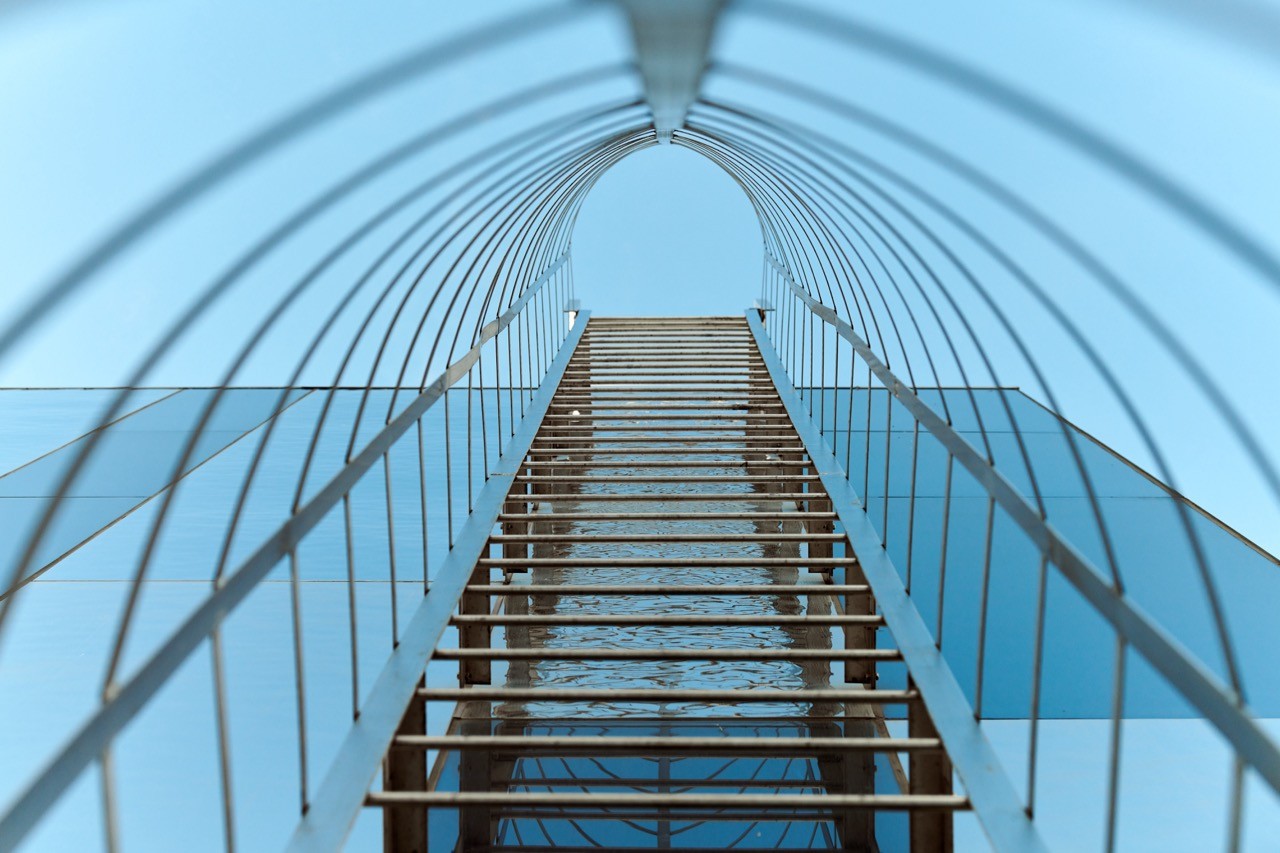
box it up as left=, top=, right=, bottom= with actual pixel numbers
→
left=2, top=386, right=1278, bottom=850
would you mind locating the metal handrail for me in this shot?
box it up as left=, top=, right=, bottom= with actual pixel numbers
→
left=0, top=265, right=581, bottom=852
left=753, top=284, right=1280, bottom=839
left=4, top=2, right=1278, bottom=849
left=748, top=309, right=1048, bottom=852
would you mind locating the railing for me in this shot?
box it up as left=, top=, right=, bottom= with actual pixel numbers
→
left=0, top=263, right=583, bottom=851
left=665, top=8, right=1280, bottom=847
left=680, top=26, right=1280, bottom=838
left=0, top=5, right=652, bottom=847
left=4, top=2, right=1279, bottom=850
left=752, top=268, right=1280, bottom=848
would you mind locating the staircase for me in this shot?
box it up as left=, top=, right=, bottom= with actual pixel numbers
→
left=368, top=317, right=966, bottom=851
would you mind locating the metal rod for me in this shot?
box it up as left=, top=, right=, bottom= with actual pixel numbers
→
left=527, top=436, right=796, bottom=443
left=365, top=791, right=969, bottom=810
left=392, top=736, right=941, bottom=753
left=542, top=413, right=789, bottom=419
left=466, top=584, right=870, bottom=595
left=418, top=687, right=918, bottom=703
left=341, top=493, right=360, bottom=719
left=475, top=557, right=857, bottom=567
left=506, top=492, right=827, bottom=501
left=487, top=533, right=845, bottom=542
left=526, top=425, right=791, bottom=433
left=547, top=402, right=783, bottom=409
left=524, top=447, right=808, bottom=455
left=512, top=474, right=822, bottom=482
left=433, top=646, right=893, bottom=659
left=496, top=512, right=837, bottom=520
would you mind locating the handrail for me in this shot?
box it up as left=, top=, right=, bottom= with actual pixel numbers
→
left=0, top=261, right=578, bottom=851
left=758, top=265, right=1280, bottom=796
left=286, top=310, right=589, bottom=851
left=748, top=309, right=1049, bottom=852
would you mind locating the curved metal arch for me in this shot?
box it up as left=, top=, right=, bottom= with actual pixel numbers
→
left=2, top=4, right=1278, bottom=851
left=102, top=127, right=650, bottom=702
left=737, top=0, right=1280, bottom=301
left=680, top=127, right=1005, bottom=469
left=680, top=108, right=1274, bottom=836
left=694, top=86, right=1254, bottom=701
left=0, top=2, right=591, bottom=362
left=0, top=35, right=644, bottom=843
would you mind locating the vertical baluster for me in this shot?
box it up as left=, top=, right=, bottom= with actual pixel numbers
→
left=479, top=337, right=490, bottom=481
left=881, top=383, right=893, bottom=542
left=99, top=748, right=121, bottom=853
left=525, top=294, right=537, bottom=408
left=904, top=420, right=920, bottom=594
left=1026, top=553, right=1050, bottom=816
left=845, top=345, right=857, bottom=476
left=540, top=281, right=551, bottom=374
left=506, top=320, right=516, bottom=438
left=383, top=453, right=399, bottom=646
left=342, top=493, right=361, bottom=716
left=518, top=309, right=529, bottom=419
left=805, top=309, right=814, bottom=415
left=494, top=332, right=505, bottom=449
left=210, top=628, right=237, bottom=852
left=533, top=286, right=544, bottom=381
left=818, top=315, right=827, bottom=431
left=466, top=368, right=474, bottom=513
left=286, top=549, right=310, bottom=816
left=1227, top=758, right=1246, bottom=853
left=862, top=370, right=873, bottom=502
left=935, top=454, right=954, bottom=648
left=786, top=285, right=794, bottom=375
left=972, top=497, right=997, bottom=718
left=1103, top=638, right=1128, bottom=853
left=831, top=325, right=840, bottom=443
left=444, top=391, right=454, bottom=549
left=416, top=420, right=429, bottom=594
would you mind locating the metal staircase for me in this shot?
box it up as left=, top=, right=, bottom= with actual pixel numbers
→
left=367, top=317, right=966, bottom=851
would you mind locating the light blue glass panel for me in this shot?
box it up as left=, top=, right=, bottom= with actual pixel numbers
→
left=815, top=388, right=1280, bottom=718
left=0, top=577, right=419, bottom=852
left=0, top=388, right=311, bottom=498
left=0, top=389, right=311, bottom=590
left=0, top=388, right=170, bottom=476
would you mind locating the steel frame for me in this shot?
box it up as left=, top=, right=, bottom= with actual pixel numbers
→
left=751, top=279, right=1280, bottom=799
left=365, top=314, right=973, bottom=851
left=283, top=310, right=591, bottom=851
left=748, top=308, right=1049, bottom=852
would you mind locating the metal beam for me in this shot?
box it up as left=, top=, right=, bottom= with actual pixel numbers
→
left=433, top=644, right=892, bottom=658
left=466, top=583, right=869, bottom=595
left=419, top=687, right=916, bottom=703
left=392, top=735, right=941, bottom=754
left=618, top=0, right=724, bottom=144
left=746, top=309, right=1049, bottom=853
left=365, top=791, right=968, bottom=811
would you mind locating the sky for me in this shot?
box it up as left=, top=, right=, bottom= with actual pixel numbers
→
left=2, top=0, right=1278, bottom=554
left=3, top=1, right=1280, bottom=849
left=573, top=145, right=761, bottom=316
